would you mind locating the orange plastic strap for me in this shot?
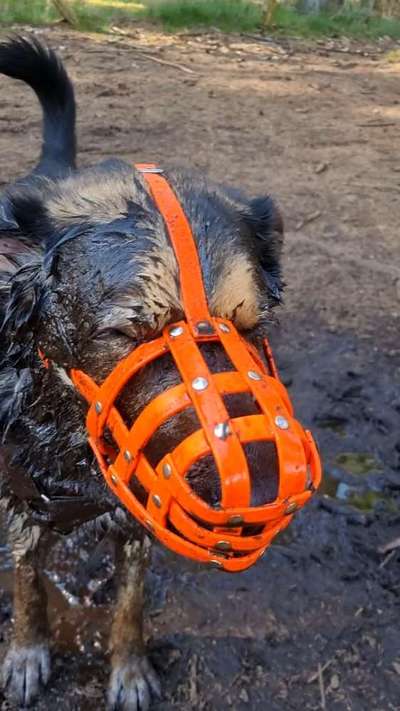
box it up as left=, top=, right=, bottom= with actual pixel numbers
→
left=136, top=164, right=211, bottom=332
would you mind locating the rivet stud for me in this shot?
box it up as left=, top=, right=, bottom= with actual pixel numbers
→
left=196, top=320, right=214, bottom=334
left=192, top=377, right=208, bottom=391
left=214, top=422, right=231, bottom=440
left=248, top=370, right=262, bottom=381
left=110, top=473, right=118, bottom=486
left=95, top=401, right=103, bottom=414
left=228, top=514, right=244, bottom=526
left=275, top=415, right=289, bottom=430
left=216, top=540, right=231, bottom=552
left=163, top=463, right=172, bottom=479
left=219, top=323, right=230, bottom=333
left=152, top=494, right=162, bottom=509
left=169, top=325, right=184, bottom=338
left=124, top=450, right=132, bottom=463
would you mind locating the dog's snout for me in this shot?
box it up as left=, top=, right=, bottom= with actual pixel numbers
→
left=117, top=344, right=279, bottom=509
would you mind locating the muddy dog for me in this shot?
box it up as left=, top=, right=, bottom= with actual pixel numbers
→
left=0, top=37, right=284, bottom=709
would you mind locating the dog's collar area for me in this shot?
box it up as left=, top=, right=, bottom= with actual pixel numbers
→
left=39, top=164, right=321, bottom=570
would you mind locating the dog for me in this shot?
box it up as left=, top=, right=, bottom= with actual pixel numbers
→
left=0, top=36, right=284, bottom=709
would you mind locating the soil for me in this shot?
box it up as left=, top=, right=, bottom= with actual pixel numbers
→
left=0, top=23, right=399, bottom=711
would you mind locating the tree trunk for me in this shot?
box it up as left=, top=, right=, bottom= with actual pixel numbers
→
left=261, top=0, right=279, bottom=31
left=52, top=0, right=78, bottom=26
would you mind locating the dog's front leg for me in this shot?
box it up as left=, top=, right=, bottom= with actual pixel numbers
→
left=108, top=535, right=160, bottom=711
left=3, top=518, right=51, bottom=706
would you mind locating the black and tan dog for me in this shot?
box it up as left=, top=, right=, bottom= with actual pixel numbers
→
left=0, top=37, right=284, bottom=709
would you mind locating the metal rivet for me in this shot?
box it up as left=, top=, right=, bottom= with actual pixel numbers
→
left=215, top=540, right=231, bottom=552
left=228, top=514, right=244, bottom=527
left=248, top=370, right=262, bottom=381
left=163, top=463, right=172, bottom=479
left=196, top=320, right=214, bottom=334
left=275, top=415, right=289, bottom=430
left=214, top=422, right=231, bottom=440
left=124, top=450, right=132, bottom=463
left=219, top=323, right=230, bottom=333
left=145, top=519, right=154, bottom=531
left=152, top=494, right=162, bottom=508
left=285, top=501, right=298, bottom=515
left=169, top=325, right=184, bottom=338
left=209, top=560, right=224, bottom=570
left=192, top=376, right=208, bottom=391
left=111, top=473, right=118, bottom=486
left=258, top=548, right=267, bottom=559
left=95, top=401, right=103, bottom=414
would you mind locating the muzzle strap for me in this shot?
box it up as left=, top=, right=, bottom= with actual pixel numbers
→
left=136, top=163, right=211, bottom=333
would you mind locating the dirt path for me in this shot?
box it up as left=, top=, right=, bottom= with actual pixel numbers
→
left=0, top=26, right=399, bottom=711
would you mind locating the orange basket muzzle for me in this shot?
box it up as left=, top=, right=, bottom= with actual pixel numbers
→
left=68, top=164, right=321, bottom=572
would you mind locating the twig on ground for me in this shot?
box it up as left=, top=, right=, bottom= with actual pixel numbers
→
left=379, top=549, right=397, bottom=569
left=131, top=52, right=197, bottom=74
left=318, top=663, right=327, bottom=710
left=378, top=537, right=400, bottom=555
left=295, top=210, right=322, bottom=230
left=241, top=33, right=281, bottom=47
left=106, top=32, right=197, bottom=74
left=357, top=122, right=397, bottom=128
left=308, top=658, right=333, bottom=684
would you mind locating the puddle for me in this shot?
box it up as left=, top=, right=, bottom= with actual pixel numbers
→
left=334, top=452, right=382, bottom=475
left=346, top=490, right=398, bottom=514
left=320, top=468, right=397, bottom=514
left=314, top=415, right=347, bottom=435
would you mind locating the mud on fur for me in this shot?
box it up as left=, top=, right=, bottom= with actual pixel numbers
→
left=0, top=36, right=284, bottom=709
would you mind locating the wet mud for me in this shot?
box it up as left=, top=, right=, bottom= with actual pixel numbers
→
left=0, top=25, right=399, bottom=711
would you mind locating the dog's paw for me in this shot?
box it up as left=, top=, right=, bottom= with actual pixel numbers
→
left=108, top=655, right=161, bottom=711
left=2, top=642, right=51, bottom=706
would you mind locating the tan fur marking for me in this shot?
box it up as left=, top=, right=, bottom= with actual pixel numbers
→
left=211, top=253, right=260, bottom=329
left=135, top=245, right=180, bottom=329
left=47, top=172, right=136, bottom=224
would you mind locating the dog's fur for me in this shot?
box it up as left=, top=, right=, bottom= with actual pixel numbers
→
left=0, top=37, right=284, bottom=709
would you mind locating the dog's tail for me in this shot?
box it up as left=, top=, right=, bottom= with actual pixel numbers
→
left=0, top=36, right=76, bottom=178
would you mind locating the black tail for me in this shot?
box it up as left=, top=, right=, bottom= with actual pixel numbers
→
left=0, top=36, right=76, bottom=179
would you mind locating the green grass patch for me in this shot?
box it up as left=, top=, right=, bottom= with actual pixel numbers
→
left=273, top=5, right=400, bottom=39
left=0, top=0, right=58, bottom=27
left=0, top=0, right=146, bottom=33
left=144, top=0, right=261, bottom=32
left=1, top=0, right=400, bottom=40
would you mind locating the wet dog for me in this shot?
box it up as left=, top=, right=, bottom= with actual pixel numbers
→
left=0, top=37, right=284, bottom=709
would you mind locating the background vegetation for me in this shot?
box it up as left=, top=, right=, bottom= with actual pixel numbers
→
left=1, top=0, right=400, bottom=38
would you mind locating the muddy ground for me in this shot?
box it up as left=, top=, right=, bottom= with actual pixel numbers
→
left=0, top=23, right=399, bottom=711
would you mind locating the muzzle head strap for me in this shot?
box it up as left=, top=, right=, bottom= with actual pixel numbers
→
left=136, top=163, right=211, bottom=334
left=67, top=164, right=321, bottom=572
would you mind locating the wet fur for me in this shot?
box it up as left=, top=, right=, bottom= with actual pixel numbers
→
left=0, top=37, right=284, bottom=708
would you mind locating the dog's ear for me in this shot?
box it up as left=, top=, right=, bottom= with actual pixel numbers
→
left=4, top=188, right=51, bottom=246
left=244, top=195, right=284, bottom=303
